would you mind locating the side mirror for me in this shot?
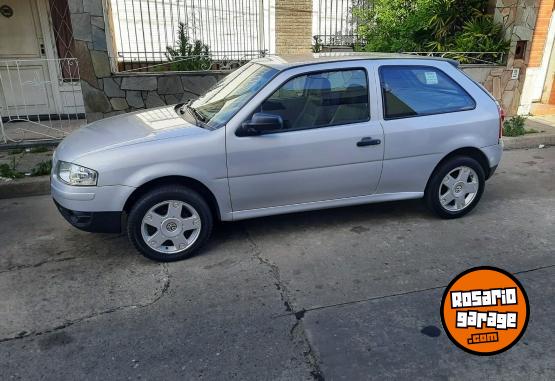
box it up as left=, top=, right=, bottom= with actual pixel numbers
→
left=236, top=113, right=284, bottom=137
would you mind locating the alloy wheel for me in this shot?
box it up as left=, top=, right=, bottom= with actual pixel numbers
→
left=141, top=200, right=202, bottom=254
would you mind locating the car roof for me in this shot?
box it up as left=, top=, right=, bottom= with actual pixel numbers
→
left=252, top=52, right=459, bottom=70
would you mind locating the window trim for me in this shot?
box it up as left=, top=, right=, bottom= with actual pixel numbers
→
left=236, top=67, right=371, bottom=136
left=378, top=65, right=477, bottom=121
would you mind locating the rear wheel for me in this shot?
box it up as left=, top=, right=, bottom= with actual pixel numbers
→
left=425, top=156, right=485, bottom=219
left=127, top=185, right=213, bottom=262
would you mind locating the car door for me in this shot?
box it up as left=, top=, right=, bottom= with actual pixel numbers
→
left=225, top=62, right=384, bottom=213
left=375, top=62, right=483, bottom=195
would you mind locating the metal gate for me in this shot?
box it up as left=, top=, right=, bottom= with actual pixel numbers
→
left=0, top=58, right=85, bottom=144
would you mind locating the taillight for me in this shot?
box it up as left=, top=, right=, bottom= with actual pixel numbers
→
left=498, top=106, right=505, bottom=139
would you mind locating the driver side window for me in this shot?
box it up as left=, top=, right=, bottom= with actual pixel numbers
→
left=257, top=69, right=369, bottom=132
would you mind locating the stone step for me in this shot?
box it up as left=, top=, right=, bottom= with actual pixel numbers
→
left=530, top=103, right=555, bottom=115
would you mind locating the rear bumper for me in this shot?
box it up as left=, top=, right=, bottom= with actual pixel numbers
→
left=481, top=143, right=503, bottom=179
left=54, top=200, right=122, bottom=233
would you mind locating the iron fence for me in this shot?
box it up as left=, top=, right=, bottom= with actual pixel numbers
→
left=0, top=58, right=85, bottom=143
left=109, top=0, right=275, bottom=71
left=404, top=52, right=508, bottom=66
left=313, top=0, right=372, bottom=46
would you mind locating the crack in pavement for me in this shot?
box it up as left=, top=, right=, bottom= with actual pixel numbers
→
left=0, top=252, right=77, bottom=274
left=0, top=263, right=171, bottom=344
left=242, top=225, right=325, bottom=381
left=272, top=263, right=555, bottom=320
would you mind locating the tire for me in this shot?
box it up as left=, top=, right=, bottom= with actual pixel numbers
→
left=425, top=156, right=486, bottom=219
left=127, top=185, right=213, bottom=262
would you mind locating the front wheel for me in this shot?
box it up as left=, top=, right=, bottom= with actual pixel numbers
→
left=425, top=156, right=485, bottom=219
left=127, top=185, right=213, bottom=262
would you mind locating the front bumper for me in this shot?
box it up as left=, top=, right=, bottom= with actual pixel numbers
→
left=54, top=200, right=122, bottom=233
left=51, top=173, right=135, bottom=233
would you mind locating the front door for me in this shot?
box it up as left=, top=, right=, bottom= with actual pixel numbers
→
left=226, top=65, right=384, bottom=212
left=0, top=0, right=57, bottom=116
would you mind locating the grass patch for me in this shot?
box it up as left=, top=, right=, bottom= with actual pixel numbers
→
left=525, top=128, right=539, bottom=134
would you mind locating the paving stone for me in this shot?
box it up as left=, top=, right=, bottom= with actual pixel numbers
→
left=81, top=81, right=112, bottom=113
left=126, top=90, right=145, bottom=109
left=110, top=97, right=128, bottom=111
left=103, top=78, right=125, bottom=97
left=70, top=13, right=91, bottom=42
left=90, top=50, right=111, bottom=78
left=73, top=41, right=97, bottom=87
left=145, top=92, right=166, bottom=108
left=91, top=16, right=105, bottom=30
left=158, top=76, right=183, bottom=95
left=181, top=75, right=217, bottom=95
left=68, top=0, right=83, bottom=14
left=121, top=76, right=157, bottom=91
left=83, top=0, right=103, bottom=17
left=92, top=26, right=107, bottom=51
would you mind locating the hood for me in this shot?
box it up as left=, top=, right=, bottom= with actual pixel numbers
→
left=56, top=105, right=203, bottom=161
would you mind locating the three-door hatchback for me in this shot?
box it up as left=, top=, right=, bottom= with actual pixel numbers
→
left=52, top=53, right=503, bottom=261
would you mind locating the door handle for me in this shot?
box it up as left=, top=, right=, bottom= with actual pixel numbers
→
left=357, top=137, right=381, bottom=147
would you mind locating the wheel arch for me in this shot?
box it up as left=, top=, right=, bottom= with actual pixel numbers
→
left=426, top=147, right=491, bottom=192
left=123, top=176, right=221, bottom=220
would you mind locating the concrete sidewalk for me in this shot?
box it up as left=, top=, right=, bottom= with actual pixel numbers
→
left=503, top=115, right=555, bottom=149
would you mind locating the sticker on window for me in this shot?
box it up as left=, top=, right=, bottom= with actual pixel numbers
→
left=424, top=71, right=439, bottom=85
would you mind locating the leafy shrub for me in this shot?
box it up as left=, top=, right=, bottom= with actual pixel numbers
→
left=165, top=22, right=211, bottom=71
left=503, top=116, right=527, bottom=137
left=31, top=160, right=52, bottom=176
left=354, top=0, right=509, bottom=61
left=0, top=161, right=24, bottom=179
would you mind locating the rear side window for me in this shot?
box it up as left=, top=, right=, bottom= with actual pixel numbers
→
left=258, top=69, right=369, bottom=131
left=379, top=66, right=476, bottom=119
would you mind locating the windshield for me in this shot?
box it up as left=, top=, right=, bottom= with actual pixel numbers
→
left=183, top=63, right=278, bottom=129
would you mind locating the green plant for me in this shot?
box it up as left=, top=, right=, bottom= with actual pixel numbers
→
left=0, top=158, right=24, bottom=179
left=312, top=36, right=323, bottom=53
left=31, top=160, right=52, bottom=176
left=165, top=22, right=211, bottom=71
left=354, top=0, right=508, bottom=61
left=503, top=116, right=527, bottom=137
left=8, top=148, right=24, bottom=155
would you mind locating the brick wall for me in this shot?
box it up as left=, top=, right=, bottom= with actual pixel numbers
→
left=529, top=0, right=554, bottom=67
left=275, top=0, right=313, bottom=55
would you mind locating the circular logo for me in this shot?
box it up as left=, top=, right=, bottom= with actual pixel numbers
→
left=166, top=221, right=178, bottom=231
left=441, top=266, right=529, bottom=356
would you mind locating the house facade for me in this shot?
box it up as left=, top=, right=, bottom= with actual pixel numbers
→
left=1, top=0, right=554, bottom=139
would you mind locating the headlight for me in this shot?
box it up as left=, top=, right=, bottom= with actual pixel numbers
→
left=57, top=161, right=98, bottom=186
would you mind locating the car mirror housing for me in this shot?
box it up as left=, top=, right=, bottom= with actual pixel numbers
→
left=237, top=113, right=284, bottom=137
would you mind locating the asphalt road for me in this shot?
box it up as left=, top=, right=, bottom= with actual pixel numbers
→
left=0, top=147, right=554, bottom=380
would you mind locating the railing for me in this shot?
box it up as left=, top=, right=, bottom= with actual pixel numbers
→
left=313, top=34, right=367, bottom=52
left=0, top=58, right=85, bottom=144
left=313, top=0, right=373, bottom=41
left=115, top=50, right=268, bottom=72
left=109, top=0, right=275, bottom=71
left=403, top=51, right=507, bottom=66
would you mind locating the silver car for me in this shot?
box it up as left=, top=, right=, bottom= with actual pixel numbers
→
left=52, top=53, right=503, bottom=262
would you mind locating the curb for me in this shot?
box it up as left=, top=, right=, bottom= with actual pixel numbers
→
left=503, top=134, right=555, bottom=150
left=0, top=176, right=50, bottom=200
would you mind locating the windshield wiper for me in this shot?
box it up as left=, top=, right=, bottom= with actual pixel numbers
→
left=185, top=102, right=207, bottom=123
